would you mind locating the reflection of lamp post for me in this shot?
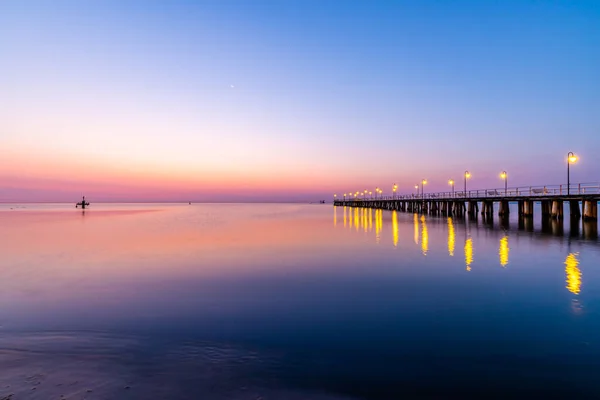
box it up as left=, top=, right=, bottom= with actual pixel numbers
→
left=567, top=152, right=578, bottom=196
left=448, top=179, right=454, bottom=197
left=464, top=171, right=471, bottom=197
left=500, top=171, right=507, bottom=195
left=421, top=179, right=427, bottom=199
left=393, top=183, right=397, bottom=199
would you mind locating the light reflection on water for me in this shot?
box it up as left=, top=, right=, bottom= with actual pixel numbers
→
left=447, top=217, right=455, bottom=256
left=2, top=203, right=600, bottom=399
left=392, top=211, right=398, bottom=247
left=465, top=237, right=474, bottom=271
left=499, top=235, right=510, bottom=267
left=420, top=215, right=429, bottom=255
left=566, top=252, right=582, bottom=295
left=413, top=213, right=419, bottom=245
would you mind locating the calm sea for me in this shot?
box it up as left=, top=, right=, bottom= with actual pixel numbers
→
left=1, top=203, right=600, bottom=399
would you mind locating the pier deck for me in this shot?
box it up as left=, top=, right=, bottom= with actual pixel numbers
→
left=334, top=183, right=600, bottom=221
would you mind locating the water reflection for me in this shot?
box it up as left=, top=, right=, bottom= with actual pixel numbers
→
left=499, top=236, right=509, bottom=267
left=392, top=211, right=398, bottom=247
left=583, top=221, right=599, bottom=240
left=565, top=253, right=581, bottom=295
left=343, top=206, right=347, bottom=227
left=334, top=206, right=337, bottom=227
left=447, top=217, right=455, bottom=256
left=421, top=215, right=428, bottom=255
left=465, top=238, right=473, bottom=271
left=337, top=207, right=592, bottom=294
left=5, top=203, right=600, bottom=398
left=375, top=209, right=382, bottom=243
left=571, top=299, right=583, bottom=315
left=413, top=214, right=419, bottom=245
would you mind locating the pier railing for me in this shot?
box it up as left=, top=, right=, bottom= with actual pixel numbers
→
left=341, top=182, right=600, bottom=202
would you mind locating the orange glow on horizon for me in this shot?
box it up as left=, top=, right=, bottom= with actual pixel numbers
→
left=0, top=149, right=361, bottom=200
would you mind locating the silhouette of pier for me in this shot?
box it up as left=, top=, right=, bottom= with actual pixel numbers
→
left=334, top=183, right=599, bottom=222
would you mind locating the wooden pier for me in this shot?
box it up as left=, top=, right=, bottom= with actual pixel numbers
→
left=333, top=184, right=599, bottom=222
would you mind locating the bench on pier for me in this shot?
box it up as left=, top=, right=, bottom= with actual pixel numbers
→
left=487, top=190, right=500, bottom=196
left=531, top=188, right=548, bottom=195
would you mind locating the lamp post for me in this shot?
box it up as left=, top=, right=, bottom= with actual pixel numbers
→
left=393, top=183, right=397, bottom=199
left=421, top=179, right=427, bottom=199
left=448, top=179, right=454, bottom=197
left=500, top=171, right=507, bottom=195
left=369, top=191, right=372, bottom=199
left=343, top=193, right=346, bottom=201
left=334, top=194, right=337, bottom=202
left=414, top=185, right=419, bottom=197
left=375, top=187, right=380, bottom=200
left=464, top=171, right=471, bottom=198
left=567, top=152, right=578, bottom=195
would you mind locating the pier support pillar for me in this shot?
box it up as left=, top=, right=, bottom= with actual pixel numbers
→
left=518, top=200, right=524, bottom=217
left=468, top=201, right=477, bottom=216
left=541, top=200, right=551, bottom=217
left=481, top=200, right=493, bottom=216
left=551, top=200, right=564, bottom=219
left=570, top=200, right=581, bottom=219
left=523, top=200, right=534, bottom=217
left=583, top=201, right=598, bottom=221
left=462, top=201, right=467, bottom=216
left=498, top=200, right=510, bottom=217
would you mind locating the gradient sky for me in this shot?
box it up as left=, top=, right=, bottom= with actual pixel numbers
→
left=1, top=0, right=599, bottom=202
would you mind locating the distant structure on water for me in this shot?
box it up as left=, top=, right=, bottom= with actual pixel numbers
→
left=76, top=196, right=90, bottom=209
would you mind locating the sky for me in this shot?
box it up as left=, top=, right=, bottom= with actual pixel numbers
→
left=1, top=0, right=599, bottom=202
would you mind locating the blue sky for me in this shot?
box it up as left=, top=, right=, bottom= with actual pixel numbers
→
left=1, top=0, right=599, bottom=201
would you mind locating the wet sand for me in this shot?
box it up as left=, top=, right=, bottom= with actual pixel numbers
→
left=0, top=332, right=352, bottom=400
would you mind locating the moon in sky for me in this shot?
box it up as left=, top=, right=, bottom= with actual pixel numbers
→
left=230, top=84, right=235, bottom=88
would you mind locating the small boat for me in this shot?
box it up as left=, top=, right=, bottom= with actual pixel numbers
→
left=76, top=196, right=90, bottom=209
